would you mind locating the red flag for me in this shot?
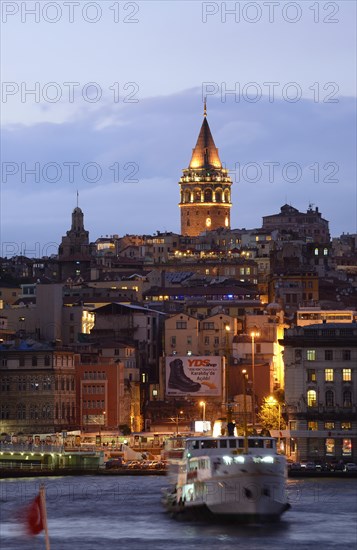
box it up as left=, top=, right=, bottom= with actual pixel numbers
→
left=26, top=494, right=44, bottom=535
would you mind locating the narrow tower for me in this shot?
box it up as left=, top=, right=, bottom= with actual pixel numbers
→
left=179, top=103, right=233, bottom=236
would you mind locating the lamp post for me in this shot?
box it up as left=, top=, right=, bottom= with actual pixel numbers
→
left=172, top=410, right=183, bottom=435
left=242, top=369, right=248, bottom=453
left=225, top=324, right=232, bottom=422
left=250, top=329, right=260, bottom=428
left=200, top=401, right=206, bottom=422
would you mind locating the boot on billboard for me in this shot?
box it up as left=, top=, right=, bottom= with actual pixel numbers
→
left=168, top=359, right=201, bottom=392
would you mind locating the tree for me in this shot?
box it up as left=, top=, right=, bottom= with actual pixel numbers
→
left=258, top=396, right=286, bottom=430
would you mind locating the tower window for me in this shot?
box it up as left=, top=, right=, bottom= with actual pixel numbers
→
left=206, top=217, right=211, bottom=228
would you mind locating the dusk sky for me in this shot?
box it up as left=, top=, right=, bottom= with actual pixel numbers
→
left=1, top=0, right=356, bottom=256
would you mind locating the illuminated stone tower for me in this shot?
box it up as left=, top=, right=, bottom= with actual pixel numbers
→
left=179, top=103, right=233, bottom=236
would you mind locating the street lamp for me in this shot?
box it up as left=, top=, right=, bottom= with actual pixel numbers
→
left=250, top=329, right=260, bottom=428
left=200, top=401, right=206, bottom=422
left=242, top=369, right=248, bottom=453
left=171, top=410, right=183, bottom=435
left=225, top=324, right=232, bottom=422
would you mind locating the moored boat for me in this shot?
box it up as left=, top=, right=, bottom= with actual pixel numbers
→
left=163, top=434, right=290, bottom=522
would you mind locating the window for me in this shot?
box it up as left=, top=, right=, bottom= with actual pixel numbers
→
left=170, top=336, right=176, bottom=348
left=324, top=422, right=335, bottom=430
left=325, top=390, right=334, bottom=407
left=187, top=336, right=192, bottom=345
left=342, top=439, right=352, bottom=456
left=295, top=349, right=302, bottom=361
left=204, top=336, right=210, bottom=345
left=32, top=356, right=38, bottom=367
left=17, top=403, right=26, bottom=420
left=343, top=391, right=352, bottom=407
left=307, top=350, right=316, bottom=361
left=307, top=390, right=317, bottom=407
left=308, top=421, right=318, bottom=431
left=176, top=321, right=187, bottom=329
left=324, top=350, right=333, bottom=361
left=341, top=422, right=351, bottom=430
left=203, top=322, right=214, bottom=330
left=343, top=369, right=351, bottom=382
left=342, top=350, right=351, bottom=361
left=214, top=337, right=219, bottom=346
left=19, top=356, right=25, bottom=367
left=325, top=369, right=334, bottom=382
left=325, top=438, right=335, bottom=455
left=307, top=369, right=316, bottom=382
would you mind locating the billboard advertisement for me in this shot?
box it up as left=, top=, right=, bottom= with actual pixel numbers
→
left=165, top=356, right=222, bottom=397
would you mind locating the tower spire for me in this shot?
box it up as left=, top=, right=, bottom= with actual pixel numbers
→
left=203, top=97, right=207, bottom=117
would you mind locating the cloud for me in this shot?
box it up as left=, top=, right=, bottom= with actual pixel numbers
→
left=1, top=88, right=356, bottom=248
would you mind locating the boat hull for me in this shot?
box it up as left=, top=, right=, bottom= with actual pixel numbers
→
left=164, top=472, right=289, bottom=522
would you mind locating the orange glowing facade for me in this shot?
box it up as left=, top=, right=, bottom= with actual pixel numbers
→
left=179, top=104, right=233, bottom=236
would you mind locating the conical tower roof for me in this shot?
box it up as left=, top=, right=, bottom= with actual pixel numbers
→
left=189, top=110, right=222, bottom=170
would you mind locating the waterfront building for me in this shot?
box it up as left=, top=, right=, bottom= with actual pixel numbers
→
left=281, top=323, right=357, bottom=462
left=0, top=340, right=77, bottom=435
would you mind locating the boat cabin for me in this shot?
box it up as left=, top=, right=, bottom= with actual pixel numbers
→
left=185, top=436, right=276, bottom=456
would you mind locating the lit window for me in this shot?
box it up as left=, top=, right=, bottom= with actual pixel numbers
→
left=307, top=350, right=316, bottom=361
left=307, top=390, right=317, bottom=407
left=325, top=369, right=334, bottom=382
left=325, top=438, right=335, bottom=455
left=324, top=422, right=335, bottom=430
left=342, top=439, right=352, bottom=456
left=308, top=421, right=318, bottom=431
left=341, top=422, right=351, bottom=430
left=307, top=369, right=316, bottom=382
left=343, top=369, right=351, bottom=381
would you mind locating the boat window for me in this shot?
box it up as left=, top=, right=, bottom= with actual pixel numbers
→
left=238, top=439, right=245, bottom=448
left=264, top=439, right=273, bottom=448
left=229, top=439, right=237, bottom=448
left=249, top=439, right=264, bottom=448
left=219, top=440, right=228, bottom=448
left=201, top=440, right=218, bottom=449
left=192, top=440, right=201, bottom=450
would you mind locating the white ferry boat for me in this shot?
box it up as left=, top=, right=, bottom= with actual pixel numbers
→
left=163, top=435, right=290, bottom=522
